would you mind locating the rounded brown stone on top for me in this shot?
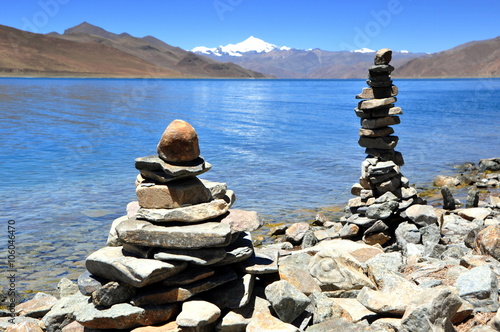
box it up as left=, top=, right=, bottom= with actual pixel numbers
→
left=374, top=48, right=392, bottom=65
left=157, top=119, right=200, bottom=164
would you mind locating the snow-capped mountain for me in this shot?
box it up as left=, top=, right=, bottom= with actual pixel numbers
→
left=353, top=47, right=376, bottom=53
left=192, top=36, right=291, bottom=57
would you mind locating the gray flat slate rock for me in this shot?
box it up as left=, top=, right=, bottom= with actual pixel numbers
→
left=116, top=218, right=233, bottom=249
left=86, top=246, right=187, bottom=288
left=75, top=302, right=178, bottom=329
left=136, top=199, right=229, bottom=223
left=154, top=247, right=227, bottom=266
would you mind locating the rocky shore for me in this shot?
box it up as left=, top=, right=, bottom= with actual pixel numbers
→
left=2, top=50, right=500, bottom=332
left=1, top=155, right=499, bottom=332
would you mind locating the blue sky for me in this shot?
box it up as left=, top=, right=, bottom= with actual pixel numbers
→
left=1, top=0, right=499, bottom=53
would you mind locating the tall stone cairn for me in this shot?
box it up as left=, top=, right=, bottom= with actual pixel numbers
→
left=72, top=119, right=270, bottom=331
left=342, top=48, right=428, bottom=247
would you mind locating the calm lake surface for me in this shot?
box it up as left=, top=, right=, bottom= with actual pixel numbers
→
left=1, top=78, right=499, bottom=297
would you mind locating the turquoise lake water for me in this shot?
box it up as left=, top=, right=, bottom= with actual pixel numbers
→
left=1, top=78, right=499, bottom=297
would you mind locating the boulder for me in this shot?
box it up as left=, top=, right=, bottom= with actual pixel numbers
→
left=135, top=178, right=211, bottom=209
left=41, top=293, right=90, bottom=332
left=399, top=287, right=462, bottom=332
left=476, top=225, right=500, bottom=261
left=285, top=222, right=310, bottom=244
left=265, top=280, right=311, bottom=323
left=308, top=291, right=343, bottom=325
left=220, top=209, right=262, bottom=232
left=433, top=175, right=460, bottom=187
left=357, top=272, right=421, bottom=315
left=157, top=119, right=200, bottom=163
left=365, top=201, right=398, bottom=219
left=405, top=204, right=438, bottom=227
left=92, top=281, right=136, bottom=307
left=441, top=185, right=456, bottom=210
left=77, top=271, right=107, bottom=296
left=278, top=253, right=321, bottom=296
left=456, top=264, right=499, bottom=312
left=15, top=292, right=58, bottom=318
left=374, top=48, right=392, bottom=65
left=309, top=249, right=375, bottom=291
left=57, top=278, right=79, bottom=298
left=176, top=300, right=221, bottom=328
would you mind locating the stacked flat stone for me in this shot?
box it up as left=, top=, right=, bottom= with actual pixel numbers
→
left=73, top=120, right=269, bottom=330
left=343, top=49, right=426, bottom=246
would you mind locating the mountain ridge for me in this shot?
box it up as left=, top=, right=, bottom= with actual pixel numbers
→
left=193, top=35, right=500, bottom=79
left=0, top=22, right=269, bottom=78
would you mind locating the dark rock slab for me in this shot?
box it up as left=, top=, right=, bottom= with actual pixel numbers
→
left=133, top=268, right=238, bottom=306
left=135, top=154, right=211, bottom=183
left=154, top=247, right=226, bottom=266
left=86, top=246, right=187, bottom=288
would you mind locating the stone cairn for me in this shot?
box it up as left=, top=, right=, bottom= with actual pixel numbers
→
left=342, top=48, right=431, bottom=248
left=70, top=119, right=269, bottom=331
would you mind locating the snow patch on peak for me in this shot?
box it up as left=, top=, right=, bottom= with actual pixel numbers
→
left=353, top=48, right=376, bottom=53
left=192, top=36, right=290, bottom=57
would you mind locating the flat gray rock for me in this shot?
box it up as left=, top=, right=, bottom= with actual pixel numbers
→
left=154, top=247, right=226, bottom=265
left=136, top=199, right=229, bottom=223
left=86, top=246, right=187, bottom=288
left=75, top=302, right=178, bottom=329
left=116, top=218, right=233, bottom=249
left=176, top=300, right=221, bottom=328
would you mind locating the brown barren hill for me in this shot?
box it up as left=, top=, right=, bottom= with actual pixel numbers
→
left=394, top=36, right=500, bottom=78
left=56, top=22, right=269, bottom=78
left=0, top=24, right=183, bottom=78
left=0, top=23, right=269, bottom=78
